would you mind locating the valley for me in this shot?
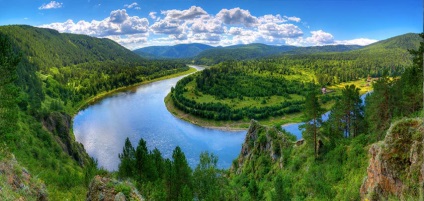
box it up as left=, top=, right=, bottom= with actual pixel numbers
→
left=0, top=23, right=422, bottom=201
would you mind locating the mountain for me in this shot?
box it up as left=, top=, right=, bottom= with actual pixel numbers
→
left=134, top=43, right=213, bottom=58
left=0, top=25, right=145, bottom=68
left=193, top=43, right=364, bottom=65
left=284, top=44, right=363, bottom=54
left=360, top=33, right=421, bottom=51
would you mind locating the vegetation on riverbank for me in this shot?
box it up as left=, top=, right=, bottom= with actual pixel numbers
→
left=0, top=25, right=190, bottom=199
left=120, top=33, right=423, bottom=200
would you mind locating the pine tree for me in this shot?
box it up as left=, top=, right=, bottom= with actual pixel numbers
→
left=118, top=137, right=135, bottom=178
left=301, top=90, right=324, bottom=157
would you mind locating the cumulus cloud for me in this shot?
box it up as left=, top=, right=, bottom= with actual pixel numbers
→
left=40, top=9, right=149, bottom=37
left=306, top=30, right=334, bottom=44
left=259, top=23, right=303, bottom=39
left=286, top=30, right=377, bottom=46
left=216, top=7, right=258, bottom=27
left=39, top=1, right=63, bottom=10
left=124, top=2, right=140, bottom=10
left=258, top=14, right=287, bottom=24
left=38, top=5, right=377, bottom=49
left=284, top=16, right=301, bottom=22
left=162, top=6, right=207, bottom=20
left=335, top=38, right=378, bottom=46
left=191, top=18, right=224, bottom=34
left=149, top=12, right=157, bottom=20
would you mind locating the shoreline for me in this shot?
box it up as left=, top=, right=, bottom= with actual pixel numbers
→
left=164, top=92, right=301, bottom=131
left=71, top=67, right=198, bottom=117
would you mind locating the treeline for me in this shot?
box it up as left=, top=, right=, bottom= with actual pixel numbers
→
left=118, top=137, right=229, bottom=200
left=171, top=76, right=306, bottom=120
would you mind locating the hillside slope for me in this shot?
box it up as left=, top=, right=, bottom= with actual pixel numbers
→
left=0, top=25, right=144, bottom=69
left=0, top=25, right=187, bottom=200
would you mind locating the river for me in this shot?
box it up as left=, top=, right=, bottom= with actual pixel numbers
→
left=74, top=66, right=371, bottom=171
left=73, top=66, right=246, bottom=171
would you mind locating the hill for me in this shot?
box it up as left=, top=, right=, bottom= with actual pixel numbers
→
left=0, top=25, right=145, bottom=68
left=360, top=33, right=421, bottom=51
left=0, top=25, right=188, bottom=199
left=194, top=43, right=295, bottom=64
left=134, top=43, right=213, bottom=58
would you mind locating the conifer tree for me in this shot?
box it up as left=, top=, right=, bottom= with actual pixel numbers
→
left=118, top=137, right=135, bottom=178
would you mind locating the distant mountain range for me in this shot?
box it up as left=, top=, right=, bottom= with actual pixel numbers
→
left=133, top=33, right=421, bottom=64
left=133, top=43, right=213, bottom=59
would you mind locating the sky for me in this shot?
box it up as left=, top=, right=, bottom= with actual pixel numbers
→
left=0, top=0, right=422, bottom=50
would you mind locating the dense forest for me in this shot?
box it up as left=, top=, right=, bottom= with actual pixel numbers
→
left=118, top=33, right=424, bottom=201
left=192, top=33, right=420, bottom=66
left=0, top=24, right=422, bottom=200
left=169, top=34, right=419, bottom=124
left=0, top=25, right=189, bottom=200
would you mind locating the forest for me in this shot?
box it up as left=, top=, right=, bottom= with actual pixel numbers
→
left=169, top=33, right=418, bottom=124
left=117, top=33, right=424, bottom=201
left=0, top=25, right=190, bottom=199
left=0, top=24, right=422, bottom=200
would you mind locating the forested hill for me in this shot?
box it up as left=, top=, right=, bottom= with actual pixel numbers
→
left=192, top=33, right=421, bottom=65
left=0, top=25, right=144, bottom=68
left=360, top=33, right=421, bottom=51
left=134, top=43, right=213, bottom=59
left=0, top=25, right=188, bottom=199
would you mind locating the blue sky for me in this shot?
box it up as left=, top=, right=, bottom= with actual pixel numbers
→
left=0, top=0, right=422, bottom=49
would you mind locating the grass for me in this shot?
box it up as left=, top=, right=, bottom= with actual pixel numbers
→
left=166, top=76, right=373, bottom=129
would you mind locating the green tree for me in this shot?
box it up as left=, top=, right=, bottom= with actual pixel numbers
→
left=328, top=85, right=364, bottom=138
left=193, top=151, right=220, bottom=200
left=135, top=138, right=150, bottom=181
left=118, top=137, right=135, bottom=178
left=301, top=90, right=324, bottom=157
left=172, top=146, right=192, bottom=201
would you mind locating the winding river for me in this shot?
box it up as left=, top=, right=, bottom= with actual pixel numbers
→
left=73, top=66, right=246, bottom=171
left=74, top=65, right=371, bottom=171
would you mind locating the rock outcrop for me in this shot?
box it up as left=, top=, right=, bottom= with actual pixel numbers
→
left=0, top=148, right=48, bottom=201
left=360, top=118, right=424, bottom=200
left=42, top=111, right=89, bottom=166
left=231, top=120, right=293, bottom=174
left=87, top=175, right=144, bottom=201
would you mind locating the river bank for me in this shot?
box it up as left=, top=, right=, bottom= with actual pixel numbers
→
left=71, top=67, right=197, bottom=116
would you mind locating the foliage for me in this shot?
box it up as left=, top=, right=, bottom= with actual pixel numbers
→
left=0, top=25, right=189, bottom=199
left=134, top=43, right=213, bottom=59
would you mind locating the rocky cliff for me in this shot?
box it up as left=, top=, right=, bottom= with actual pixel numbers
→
left=360, top=118, right=424, bottom=200
left=87, top=175, right=144, bottom=201
left=42, top=111, right=89, bottom=166
left=231, top=120, right=293, bottom=175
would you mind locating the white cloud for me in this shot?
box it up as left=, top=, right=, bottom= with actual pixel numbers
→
left=151, top=18, right=185, bottom=36
left=124, top=2, right=140, bottom=10
left=191, top=18, right=224, bottom=34
left=149, top=12, right=157, bottom=20
left=284, top=16, right=301, bottom=23
left=335, top=38, right=378, bottom=46
left=258, top=14, right=287, bottom=24
left=38, top=5, right=377, bottom=49
left=161, top=6, right=207, bottom=20
left=40, top=9, right=149, bottom=37
left=216, top=7, right=258, bottom=27
left=307, top=30, right=334, bottom=44
left=259, top=23, right=303, bottom=39
left=39, top=1, right=63, bottom=10
left=286, top=30, right=377, bottom=46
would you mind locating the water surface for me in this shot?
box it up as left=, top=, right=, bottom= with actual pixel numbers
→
left=74, top=67, right=246, bottom=171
